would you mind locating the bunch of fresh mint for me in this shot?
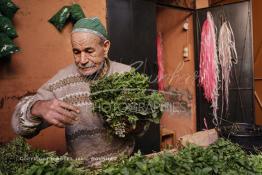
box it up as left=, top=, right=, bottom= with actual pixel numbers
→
left=90, top=69, right=164, bottom=137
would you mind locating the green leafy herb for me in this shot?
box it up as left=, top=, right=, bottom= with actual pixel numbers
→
left=90, top=69, right=164, bottom=137
left=0, top=137, right=46, bottom=175
left=100, top=138, right=262, bottom=175
left=0, top=137, right=90, bottom=175
left=20, top=152, right=90, bottom=175
left=1, top=138, right=262, bottom=174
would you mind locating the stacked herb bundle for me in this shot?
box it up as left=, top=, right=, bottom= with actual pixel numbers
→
left=90, top=69, right=164, bottom=137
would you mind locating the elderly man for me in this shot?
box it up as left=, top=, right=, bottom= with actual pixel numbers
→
left=11, top=17, right=134, bottom=167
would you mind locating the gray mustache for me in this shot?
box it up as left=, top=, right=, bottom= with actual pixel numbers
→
left=78, top=62, right=95, bottom=68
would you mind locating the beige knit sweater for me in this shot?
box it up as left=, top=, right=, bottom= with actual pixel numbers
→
left=11, top=60, right=135, bottom=167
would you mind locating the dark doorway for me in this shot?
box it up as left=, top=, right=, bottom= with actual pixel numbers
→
left=107, top=0, right=160, bottom=154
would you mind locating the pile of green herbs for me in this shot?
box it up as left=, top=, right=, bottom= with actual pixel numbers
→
left=100, top=138, right=262, bottom=175
left=1, top=137, right=262, bottom=175
left=0, top=137, right=91, bottom=175
left=90, top=69, right=164, bottom=137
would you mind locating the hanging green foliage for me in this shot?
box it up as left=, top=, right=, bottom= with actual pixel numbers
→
left=48, top=6, right=71, bottom=32
left=0, top=16, right=17, bottom=38
left=0, top=0, right=19, bottom=19
left=0, top=33, right=19, bottom=58
left=0, top=0, right=19, bottom=59
left=70, top=4, right=86, bottom=23
left=49, top=3, right=86, bottom=32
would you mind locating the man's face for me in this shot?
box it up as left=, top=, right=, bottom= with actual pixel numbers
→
left=71, top=32, right=110, bottom=76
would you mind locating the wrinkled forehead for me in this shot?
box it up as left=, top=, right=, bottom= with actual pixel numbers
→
left=71, top=32, right=101, bottom=46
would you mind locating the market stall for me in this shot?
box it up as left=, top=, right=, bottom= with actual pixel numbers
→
left=1, top=0, right=262, bottom=174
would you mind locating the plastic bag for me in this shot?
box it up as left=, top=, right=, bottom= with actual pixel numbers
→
left=70, top=4, right=86, bottom=23
left=0, top=16, right=17, bottom=38
left=48, top=6, right=71, bottom=32
left=0, top=33, right=19, bottom=58
left=0, top=0, right=19, bottom=19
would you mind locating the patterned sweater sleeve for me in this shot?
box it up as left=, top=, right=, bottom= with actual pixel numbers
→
left=11, top=81, right=54, bottom=138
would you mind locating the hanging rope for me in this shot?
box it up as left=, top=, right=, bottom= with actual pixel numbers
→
left=199, top=11, right=219, bottom=126
left=218, top=20, right=238, bottom=119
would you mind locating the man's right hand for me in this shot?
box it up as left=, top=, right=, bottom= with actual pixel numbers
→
left=30, top=99, right=80, bottom=128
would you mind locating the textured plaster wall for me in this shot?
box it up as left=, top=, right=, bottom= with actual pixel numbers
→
left=157, top=7, right=197, bottom=139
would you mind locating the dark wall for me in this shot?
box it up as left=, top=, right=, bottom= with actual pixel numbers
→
left=194, top=1, right=254, bottom=130
left=107, top=0, right=160, bottom=154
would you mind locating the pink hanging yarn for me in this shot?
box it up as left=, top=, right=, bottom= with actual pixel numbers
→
left=199, top=12, right=219, bottom=124
left=157, top=32, right=165, bottom=91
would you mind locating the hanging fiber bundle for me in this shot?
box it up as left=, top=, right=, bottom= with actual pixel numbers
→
left=157, top=33, right=165, bottom=91
left=199, top=12, right=219, bottom=125
left=218, top=21, right=238, bottom=115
